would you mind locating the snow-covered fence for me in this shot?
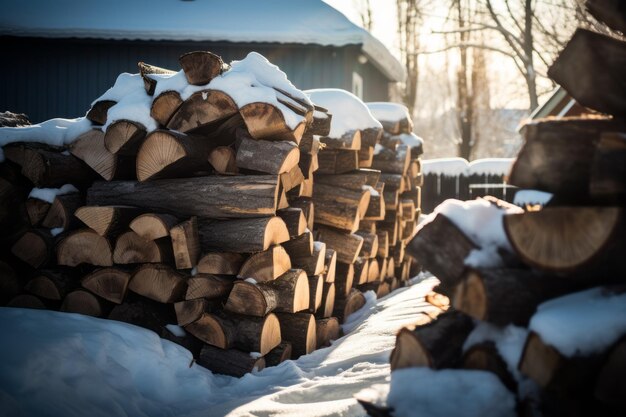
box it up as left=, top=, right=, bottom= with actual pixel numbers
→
left=421, top=157, right=515, bottom=213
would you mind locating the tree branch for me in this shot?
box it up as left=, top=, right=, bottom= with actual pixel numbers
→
left=419, top=42, right=517, bottom=59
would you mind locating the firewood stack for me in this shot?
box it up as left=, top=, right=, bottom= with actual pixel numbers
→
left=0, top=51, right=351, bottom=377
left=372, top=5, right=626, bottom=416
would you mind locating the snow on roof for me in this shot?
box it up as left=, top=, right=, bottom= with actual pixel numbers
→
left=0, top=0, right=405, bottom=82
left=421, top=158, right=469, bottom=177
left=529, top=287, right=626, bottom=357
left=467, top=158, right=514, bottom=176
left=366, top=102, right=411, bottom=123
left=305, top=88, right=382, bottom=138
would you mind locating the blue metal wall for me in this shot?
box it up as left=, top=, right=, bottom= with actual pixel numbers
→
left=0, top=36, right=392, bottom=123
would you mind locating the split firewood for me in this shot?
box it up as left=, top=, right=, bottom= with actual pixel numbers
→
left=41, top=193, right=83, bottom=230
left=289, top=199, right=314, bottom=231
left=198, top=216, right=289, bottom=253
left=87, top=175, right=280, bottom=219
left=307, top=106, right=332, bottom=136
left=372, top=144, right=410, bottom=175
left=197, top=345, right=265, bottom=377
left=548, top=29, right=626, bottom=117
left=323, top=249, right=337, bottom=283
left=290, top=241, right=326, bottom=276
left=316, top=283, right=336, bottom=319
left=319, top=129, right=361, bottom=150
left=174, top=298, right=220, bottom=326
left=208, top=146, right=238, bottom=174
left=24, top=270, right=76, bottom=301
left=376, top=230, right=389, bottom=258
left=390, top=311, right=474, bottom=371
left=379, top=220, right=398, bottom=247
left=179, top=51, right=226, bottom=85
left=170, top=217, right=200, bottom=269
left=316, top=317, right=340, bottom=348
left=128, top=263, right=187, bottom=303
left=240, top=102, right=307, bottom=144
left=333, top=288, right=366, bottom=323
left=361, top=127, right=383, bottom=148
left=138, top=61, right=175, bottom=96
left=236, top=135, right=300, bottom=175
left=184, top=311, right=281, bottom=355
left=113, top=231, right=173, bottom=264
left=225, top=269, right=309, bottom=316
left=355, top=231, right=379, bottom=259
left=265, top=342, right=292, bottom=367
left=315, top=169, right=380, bottom=191
left=129, top=213, right=178, bottom=240
left=185, top=274, right=233, bottom=300
left=25, top=198, right=50, bottom=226
left=392, top=241, right=406, bottom=264
left=353, top=258, right=369, bottom=286
left=367, top=257, right=380, bottom=282
left=462, top=341, right=517, bottom=392
left=317, top=149, right=359, bottom=174
left=334, top=263, right=355, bottom=298
left=307, top=275, right=324, bottom=313
left=282, top=230, right=314, bottom=260
left=280, top=165, right=305, bottom=192
left=197, top=252, right=245, bottom=275
left=56, top=229, right=113, bottom=267
left=358, top=146, right=374, bottom=168
left=61, top=289, right=108, bottom=317
left=277, top=208, right=307, bottom=238
left=104, top=120, right=147, bottom=155
left=11, top=229, right=55, bottom=268
left=238, top=245, right=292, bottom=282
left=363, top=184, right=385, bottom=221
left=75, top=206, right=144, bottom=238
left=81, top=267, right=131, bottom=304
left=7, top=294, right=47, bottom=310
left=70, top=129, right=134, bottom=181
left=358, top=280, right=389, bottom=298
left=504, top=206, right=625, bottom=277
left=136, top=130, right=215, bottom=181
left=86, top=100, right=116, bottom=125
left=315, top=227, right=363, bottom=264
left=151, top=90, right=183, bottom=127
left=314, top=183, right=370, bottom=223
left=167, top=90, right=238, bottom=133
left=109, top=295, right=176, bottom=334
left=453, top=268, right=580, bottom=326
left=275, top=312, right=316, bottom=358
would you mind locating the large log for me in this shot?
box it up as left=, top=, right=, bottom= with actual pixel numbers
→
left=179, top=51, right=226, bottom=85
left=185, top=311, right=281, bottom=355
left=197, top=345, right=265, bottom=377
left=237, top=245, right=292, bottom=282
left=390, top=311, right=474, bottom=371
left=275, top=312, right=316, bottom=358
left=406, top=214, right=477, bottom=295
left=185, top=274, right=233, bottom=301
left=197, top=252, right=244, bottom=275
left=75, top=206, right=144, bottom=237
left=333, top=288, right=366, bottom=323
left=69, top=129, right=134, bottom=181
left=81, top=267, right=131, bottom=304
left=548, top=29, right=626, bottom=117
left=113, top=231, right=173, bottom=264
left=87, top=175, right=280, bottom=219
left=315, top=227, right=363, bottom=264
left=167, top=90, right=238, bottom=133
left=128, top=264, right=187, bottom=303
left=453, top=268, right=580, bottom=326
left=504, top=206, right=625, bottom=277
left=198, top=217, right=289, bottom=253
left=104, top=120, right=147, bottom=155
left=236, top=135, right=300, bottom=175
left=136, top=130, right=215, bottom=181
left=225, top=269, right=309, bottom=316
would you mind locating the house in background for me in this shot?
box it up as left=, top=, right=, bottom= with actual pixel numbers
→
left=0, top=0, right=404, bottom=123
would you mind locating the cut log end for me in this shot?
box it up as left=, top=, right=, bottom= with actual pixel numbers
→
left=57, top=229, right=113, bottom=267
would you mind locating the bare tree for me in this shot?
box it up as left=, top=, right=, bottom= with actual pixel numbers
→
left=397, top=0, right=428, bottom=115
left=357, top=0, right=374, bottom=31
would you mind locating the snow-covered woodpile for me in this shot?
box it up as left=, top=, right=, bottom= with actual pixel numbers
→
left=361, top=7, right=626, bottom=417
left=0, top=51, right=419, bottom=377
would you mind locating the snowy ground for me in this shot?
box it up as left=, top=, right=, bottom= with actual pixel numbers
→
left=0, top=276, right=440, bottom=417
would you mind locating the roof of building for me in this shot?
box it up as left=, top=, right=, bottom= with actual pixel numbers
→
left=0, top=0, right=405, bottom=82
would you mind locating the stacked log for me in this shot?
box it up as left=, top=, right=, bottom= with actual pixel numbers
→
left=380, top=13, right=626, bottom=417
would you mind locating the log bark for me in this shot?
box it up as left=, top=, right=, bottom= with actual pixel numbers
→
left=290, top=241, right=326, bottom=276
left=289, top=198, right=314, bottom=231
left=504, top=206, right=625, bottom=277
left=390, top=311, right=474, bottom=371
left=319, top=130, right=361, bottom=150
left=315, top=283, right=336, bottom=319
left=41, top=193, right=83, bottom=230
left=406, top=214, right=477, bottom=295
left=356, top=231, right=379, bottom=259
left=307, top=274, right=324, bottom=313
left=11, top=229, right=54, bottom=268
left=226, top=269, right=309, bottom=316
left=313, top=183, right=370, bottom=224
left=282, top=230, right=314, bottom=259
left=453, top=268, right=580, bottom=326
left=75, top=206, right=144, bottom=237
left=69, top=129, right=134, bottom=181
left=113, top=231, right=173, bottom=264
left=315, top=227, right=363, bottom=264
left=333, top=288, right=366, bottom=323
left=197, top=252, right=244, bottom=275
left=280, top=166, right=305, bottom=192
left=185, top=311, right=281, bottom=355
left=236, top=135, right=300, bottom=174
left=86, top=100, right=115, bottom=125
left=353, top=258, right=369, bottom=286
left=275, top=312, right=316, bottom=358
left=277, top=208, right=307, bottom=238
left=170, top=217, right=200, bottom=270
left=179, top=51, right=226, bottom=85
left=316, top=317, right=340, bottom=348
left=198, top=216, right=289, bottom=253
left=167, top=90, right=238, bottom=133
left=315, top=169, right=380, bottom=191
left=136, top=130, right=215, bottom=181
left=56, top=229, right=113, bottom=266
left=81, top=267, right=131, bottom=304
left=237, top=245, right=292, bottom=282
left=264, top=342, right=292, bottom=366
left=104, top=120, right=147, bottom=155
left=128, top=264, right=187, bottom=303
left=185, top=274, right=233, bottom=301
left=87, top=175, right=280, bottom=219
left=197, top=345, right=265, bottom=377
left=61, top=289, right=107, bottom=317
left=151, top=90, right=183, bottom=127
left=548, top=29, right=626, bottom=117
left=317, top=150, right=359, bottom=174
left=372, top=145, right=410, bottom=175
left=361, top=127, right=383, bottom=148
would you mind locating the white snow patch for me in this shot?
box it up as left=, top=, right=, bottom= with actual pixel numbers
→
left=529, top=287, right=626, bottom=357
left=28, top=184, right=79, bottom=203
left=396, top=132, right=423, bottom=150
left=165, top=324, right=186, bottom=338
left=387, top=368, right=516, bottom=417
left=249, top=352, right=263, bottom=359
left=190, top=267, right=198, bottom=277
left=244, top=278, right=258, bottom=285
left=305, top=89, right=382, bottom=138
left=422, top=158, right=469, bottom=177
left=468, top=158, right=514, bottom=176
left=513, top=189, right=553, bottom=206
left=50, top=227, right=64, bottom=237
left=366, top=102, right=410, bottom=123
